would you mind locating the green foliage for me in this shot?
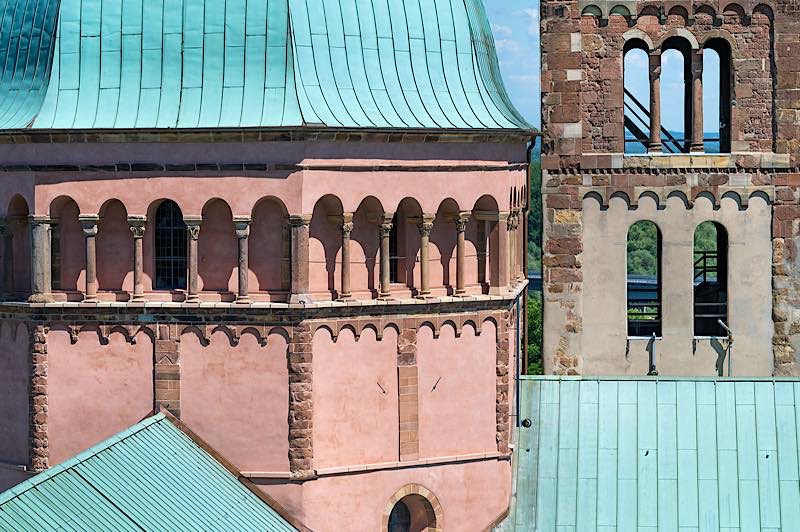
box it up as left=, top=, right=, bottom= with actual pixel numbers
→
left=626, top=221, right=659, bottom=276
left=528, top=160, right=542, bottom=272
left=694, top=221, right=718, bottom=252
left=526, top=292, right=544, bottom=375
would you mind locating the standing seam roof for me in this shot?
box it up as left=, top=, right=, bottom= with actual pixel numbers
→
left=0, top=0, right=532, bottom=130
left=0, top=413, right=299, bottom=531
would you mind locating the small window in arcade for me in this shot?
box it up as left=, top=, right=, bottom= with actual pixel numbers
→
left=154, top=200, right=187, bottom=290
left=694, top=221, right=728, bottom=337
left=627, top=221, right=662, bottom=338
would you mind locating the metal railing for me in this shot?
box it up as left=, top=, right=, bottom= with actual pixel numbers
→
left=694, top=251, right=719, bottom=283
left=623, top=88, right=685, bottom=154
left=627, top=300, right=661, bottom=337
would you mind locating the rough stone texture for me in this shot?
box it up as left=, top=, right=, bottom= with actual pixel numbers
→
left=495, top=311, right=511, bottom=454
left=154, top=325, right=180, bottom=418
left=542, top=0, right=800, bottom=375
left=288, top=321, right=314, bottom=478
left=29, top=324, right=48, bottom=472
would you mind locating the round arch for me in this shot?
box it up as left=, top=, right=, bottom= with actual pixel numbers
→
left=382, top=484, right=443, bottom=532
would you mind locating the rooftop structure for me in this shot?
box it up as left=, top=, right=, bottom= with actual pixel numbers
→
left=0, top=0, right=533, bottom=529
left=0, top=0, right=530, bottom=130
left=0, top=411, right=302, bottom=531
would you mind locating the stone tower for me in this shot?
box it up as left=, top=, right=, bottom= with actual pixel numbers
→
left=540, top=0, right=800, bottom=376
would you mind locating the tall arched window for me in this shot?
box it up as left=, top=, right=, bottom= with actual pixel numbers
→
left=627, top=221, right=662, bottom=337
left=154, top=200, right=187, bottom=290
left=623, top=41, right=651, bottom=154
left=389, top=213, right=399, bottom=283
left=703, top=39, right=732, bottom=153
left=661, top=37, right=693, bottom=153
left=693, top=221, right=728, bottom=336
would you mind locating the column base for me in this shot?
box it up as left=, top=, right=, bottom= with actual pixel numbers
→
left=648, top=145, right=663, bottom=153
left=83, top=297, right=100, bottom=304
left=132, top=294, right=147, bottom=302
left=185, top=294, right=200, bottom=303
left=455, top=289, right=467, bottom=296
left=235, top=296, right=252, bottom=304
left=337, top=294, right=354, bottom=302
left=28, top=293, right=55, bottom=303
left=288, top=293, right=313, bottom=304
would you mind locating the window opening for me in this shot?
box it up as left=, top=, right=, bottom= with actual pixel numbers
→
left=623, top=44, right=651, bottom=154
left=703, top=40, right=732, bottom=153
left=388, top=501, right=411, bottom=532
left=389, top=213, right=399, bottom=283
left=660, top=44, right=690, bottom=153
left=154, top=200, right=187, bottom=290
left=627, top=221, right=662, bottom=337
left=693, top=221, right=728, bottom=336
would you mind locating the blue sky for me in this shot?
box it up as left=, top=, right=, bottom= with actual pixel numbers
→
left=485, top=2, right=720, bottom=134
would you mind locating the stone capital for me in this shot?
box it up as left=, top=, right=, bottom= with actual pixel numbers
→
left=288, top=214, right=312, bottom=228
left=379, top=222, right=393, bottom=238
left=28, top=214, right=51, bottom=226
left=417, top=220, right=434, bottom=237
left=128, top=216, right=147, bottom=239
left=184, top=216, right=202, bottom=239
left=233, top=216, right=251, bottom=238
left=340, top=221, right=354, bottom=236
left=78, top=214, right=100, bottom=236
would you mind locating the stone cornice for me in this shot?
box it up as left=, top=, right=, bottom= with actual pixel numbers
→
left=0, top=127, right=538, bottom=146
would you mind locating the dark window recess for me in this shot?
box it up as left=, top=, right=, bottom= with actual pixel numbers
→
left=154, top=200, right=187, bottom=290
left=694, top=222, right=728, bottom=337
left=627, top=221, right=662, bottom=338
left=388, top=501, right=411, bottom=532
left=50, top=223, right=61, bottom=290
left=389, top=213, right=399, bottom=283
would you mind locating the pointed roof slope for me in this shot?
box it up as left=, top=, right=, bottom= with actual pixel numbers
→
left=0, top=0, right=532, bottom=131
left=0, top=412, right=305, bottom=531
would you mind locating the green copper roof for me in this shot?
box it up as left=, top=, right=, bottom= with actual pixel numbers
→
left=0, top=0, right=531, bottom=130
left=0, top=413, right=298, bottom=531
left=507, top=377, right=800, bottom=531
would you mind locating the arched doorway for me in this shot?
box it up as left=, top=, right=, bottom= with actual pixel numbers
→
left=383, top=485, right=442, bottom=532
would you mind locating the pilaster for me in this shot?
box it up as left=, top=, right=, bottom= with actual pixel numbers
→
left=288, top=322, right=314, bottom=478
left=155, top=325, right=181, bottom=418
left=29, top=324, right=49, bottom=472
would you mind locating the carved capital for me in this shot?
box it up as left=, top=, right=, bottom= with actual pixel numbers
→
left=78, top=214, right=99, bottom=237
left=455, top=211, right=471, bottom=232
left=128, top=216, right=146, bottom=239
left=184, top=217, right=202, bottom=240
left=28, top=215, right=51, bottom=227
left=234, top=217, right=251, bottom=239
left=340, top=221, right=354, bottom=237
left=417, top=221, right=434, bottom=237
left=379, top=222, right=393, bottom=238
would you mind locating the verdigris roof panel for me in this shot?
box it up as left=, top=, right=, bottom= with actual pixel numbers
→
left=508, top=377, right=800, bottom=531
left=0, top=413, right=299, bottom=531
left=0, top=0, right=531, bottom=130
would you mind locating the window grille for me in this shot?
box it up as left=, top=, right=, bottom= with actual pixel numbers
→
left=154, top=201, right=187, bottom=290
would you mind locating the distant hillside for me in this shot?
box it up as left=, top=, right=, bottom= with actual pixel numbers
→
left=625, top=132, right=721, bottom=154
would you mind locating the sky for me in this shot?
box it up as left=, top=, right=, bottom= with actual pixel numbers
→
left=484, top=2, right=721, bottom=135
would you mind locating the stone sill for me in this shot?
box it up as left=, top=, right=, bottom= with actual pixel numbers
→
left=5, top=282, right=528, bottom=311
left=307, top=451, right=511, bottom=478
left=577, top=152, right=791, bottom=170
left=0, top=461, right=27, bottom=472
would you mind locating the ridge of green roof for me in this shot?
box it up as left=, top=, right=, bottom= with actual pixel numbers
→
left=0, top=412, right=298, bottom=531
left=0, top=0, right=533, bottom=131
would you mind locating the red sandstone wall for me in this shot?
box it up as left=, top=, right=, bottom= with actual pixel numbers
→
left=0, top=322, right=30, bottom=468
left=313, top=327, right=399, bottom=468
left=181, top=331, right=290, bottom=473
left=416, top=322, right=498, bottom=458
left=46, top=330, right=154, bottom=465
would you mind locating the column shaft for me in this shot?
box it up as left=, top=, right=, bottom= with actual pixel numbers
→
left=289, top=214, right=312, bottom=304
left=379, top=220, right=393, bottom=298
left=185, top=218, right=201, bottom=302
left=648, top=51, right=663, bottom=153
left=29, top=216, right=52, bottom=302
left=129, top=217, right=146, bottom=301
left=235, top=217, right=251, bottom=303
left=79, top=215, right=99, bottom=302
left=691, top=49, right=704, bottom=153
left=339, top=215, right=353, bottom=300
left=0, top=220, right=11, bottom=298
left=455, top=212, right=470, bottom=295
left=417, top=217, right=434, bottom=297
left=489, top=213, right=510, bottom=295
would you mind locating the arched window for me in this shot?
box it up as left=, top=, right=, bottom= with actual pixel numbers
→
left=623, top=41, right=651, bottom=154
left=388, top=500, right=411, bottom=532
left=661, top=38, right=693, bottom=153
left=693, top=221, right=728, bottom=336
left=627, top=221, right=662, bottom=337
left=703, top=39, right=732, bottom=153
left=154, top=200, right=187, bottom=290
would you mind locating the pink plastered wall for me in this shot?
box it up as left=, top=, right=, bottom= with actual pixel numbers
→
left=417, top=322, right=498, bottom=458
left=0, top=322, right=30, bottom=467
left=47, top=330, right=154, bottom=465
left=180, top=331, right=290, bottom=473
left=274, top=459, right=511, bottom=532
left=312, top=327, right=399, bottom=468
